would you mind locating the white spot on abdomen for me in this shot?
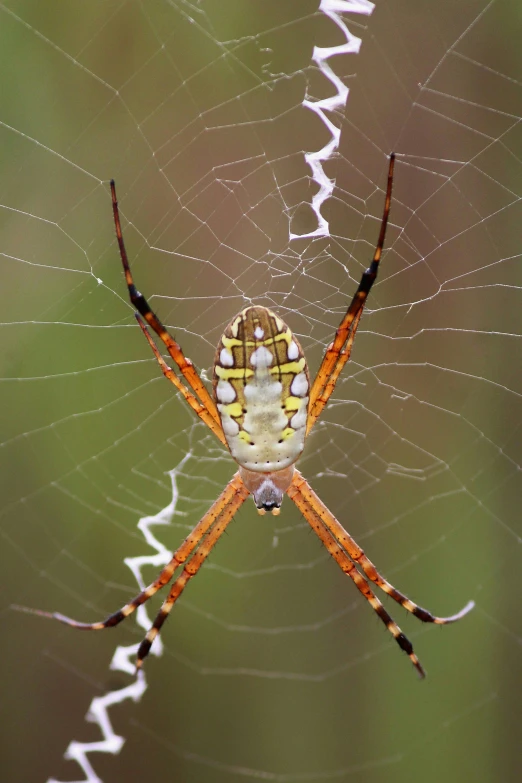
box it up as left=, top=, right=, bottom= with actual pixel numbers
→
left=250, top=345, right=273, bottom=368
left=220, top=348, right=234, bottom=367
left=221, top=416, right=240, bottom=437
left=287, top=340, right=299, bottom=360
left=290, top=407, right=307, bottom=430
left=291, top=372, right=308, bottom=397
left=216, top=379, right=236, bottom=403
left=254, top=326, right=264, bottom=339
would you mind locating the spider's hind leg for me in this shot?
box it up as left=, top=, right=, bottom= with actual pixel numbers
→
left=135, top=476, right=249, bottom=667
left=294, top=471, right=475, bottom=625
left=287, top=476, right=426, bottom=677
left=41, top=473, right=248, bottom=667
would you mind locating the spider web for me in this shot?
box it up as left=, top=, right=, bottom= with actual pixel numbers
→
left=1, top=1, right=520, bottom=782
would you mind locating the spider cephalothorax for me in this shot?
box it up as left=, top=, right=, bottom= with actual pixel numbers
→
left=41, top=154, right=474, bottom=677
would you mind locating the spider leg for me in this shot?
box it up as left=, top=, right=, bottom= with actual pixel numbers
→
left=307, top=154, right=395, bottom=434
left=287, top=475, right=426, bottom=677
left=44, top=473, right=247, bottom=633
left=292, top=469, right=474, bottom=624
left=135, top=314, right=227, bottom=445
left=110, top=180, right=222, bottom=433
left=136, top=478, right=249, bottom=668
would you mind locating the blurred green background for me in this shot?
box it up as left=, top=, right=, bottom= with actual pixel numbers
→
left=1, top=2, right=520, bottom=782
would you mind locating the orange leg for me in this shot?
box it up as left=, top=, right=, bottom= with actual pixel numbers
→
left=135, top=314, right=227, bottom=445
left=292, top=469, right=474, bottom=624
left=35, top=473, right=247, bottom=636
left=136, top=478, right=250, bottom=667
left=111, top=180, right=222, bottom=431
left=287, top=474, right=426, bottom=677
left=307, top=154, right=395, bottom=433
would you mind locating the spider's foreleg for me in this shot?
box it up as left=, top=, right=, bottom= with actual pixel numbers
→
left=308, top=153, right=395, bottom=431
left=110, top=179, right=221, bottom=428
left=134, top=314, right=227, bottom=445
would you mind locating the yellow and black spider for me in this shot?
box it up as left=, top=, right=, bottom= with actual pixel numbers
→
left=46, top=154, right=474, bottom=677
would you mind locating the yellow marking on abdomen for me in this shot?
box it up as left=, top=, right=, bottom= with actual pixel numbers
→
left=270, top=359, right=306, bottom=375
left=215, top=366, right=254, bottom=380
left=222, top=330, right=295, bottom=351
left=284, top=396, right=302, bottom=412
left=221, top=402, right=243, bottom=419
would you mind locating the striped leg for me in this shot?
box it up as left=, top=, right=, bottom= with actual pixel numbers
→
left=39, top=473, right=247, bottom=633
left=136, top=478, right=250, bottom=667
left=110, top=180, right=223, bottom=436
left=292, top=469, right=474, bottom=624
left=135, top=314, right=227, bottom=446
left=287, top=476, right=426, bottom=677
left=307, top=154, right=395, bottom=435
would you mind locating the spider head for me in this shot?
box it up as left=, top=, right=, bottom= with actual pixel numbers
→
left=239, top=465, right=295, bottom=515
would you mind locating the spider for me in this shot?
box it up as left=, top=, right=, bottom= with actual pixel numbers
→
left=46, top=153, right=474, bottom=677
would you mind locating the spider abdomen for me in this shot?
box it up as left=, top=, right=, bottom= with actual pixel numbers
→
left=213, top=306, right=309, bottom=473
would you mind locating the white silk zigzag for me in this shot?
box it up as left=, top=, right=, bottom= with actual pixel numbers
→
left=290, top=0, right=375, bottom=240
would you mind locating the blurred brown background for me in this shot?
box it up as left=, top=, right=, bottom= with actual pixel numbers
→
left=1, top=2, right=520, bottom=782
